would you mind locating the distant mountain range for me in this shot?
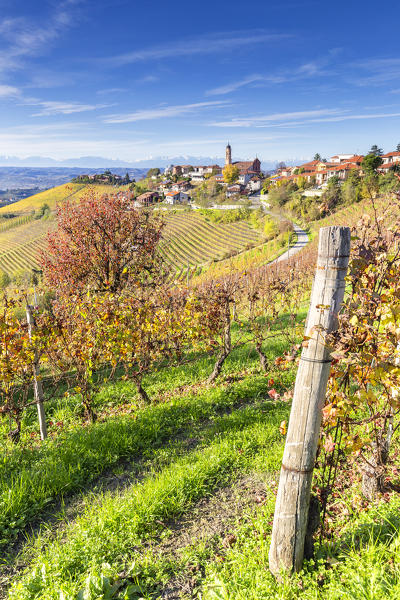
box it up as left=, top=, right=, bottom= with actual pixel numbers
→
left=0, top=155, right=306, bottom=191
left=0, top=167, right=148, bottom=192
left=0, top=154, right=301, bottom=171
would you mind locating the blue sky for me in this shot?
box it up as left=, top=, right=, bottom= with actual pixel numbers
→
left=1, top=0, right=400, bottom=163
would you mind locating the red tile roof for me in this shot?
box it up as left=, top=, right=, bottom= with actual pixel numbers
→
left=382, top=151, right=400, bottom=158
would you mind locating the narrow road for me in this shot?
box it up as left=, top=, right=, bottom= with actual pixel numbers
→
left=271, top=222, right=309, bottom=265
left=248, top=192, right=309, bottom=265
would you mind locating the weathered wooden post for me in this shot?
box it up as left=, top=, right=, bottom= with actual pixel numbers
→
left=26, top=305, right=47, bottom=440
left=269, top=226, right=350, bottom=575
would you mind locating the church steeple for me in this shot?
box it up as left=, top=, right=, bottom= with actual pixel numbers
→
left=225, top=142, right=232, bottom=166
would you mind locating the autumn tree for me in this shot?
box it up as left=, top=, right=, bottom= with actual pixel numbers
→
left=223, top=164, right=240, bottom=184
left=104, top=288, right=210, bottom=403
left=0, top=271, right=10, bottom=290
left=192, top=178, right=224, bottom=207
left=243, top=264, right=306, bottom=372
left=195, top=275, right=243, bottom=383
left=40, top=190, right=165, bottom=294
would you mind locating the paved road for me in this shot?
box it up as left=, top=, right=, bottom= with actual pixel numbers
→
left=248, top=193, right=309, bottom=265
left=270, top=222, right=309, bottom=265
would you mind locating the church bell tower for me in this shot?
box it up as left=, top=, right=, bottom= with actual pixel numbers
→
left=225, top=142, right=232, bottom=166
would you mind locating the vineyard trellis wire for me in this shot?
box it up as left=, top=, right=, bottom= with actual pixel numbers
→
left=0, top=248, right=313, bottom=442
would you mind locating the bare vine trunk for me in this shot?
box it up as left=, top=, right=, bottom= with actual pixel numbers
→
left=208, top=302, right=231, bottom=384
left=83, top=398, right=96, bottom=423
left=8, top=417, right=21, bottom=444
left=135, top=377, right=150, bottom=404
left=255, top=342, right=268, bottom=372
left=362, top=435, right=391, bottom=500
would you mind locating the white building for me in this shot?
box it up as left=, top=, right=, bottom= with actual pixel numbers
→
left=246, top=177, right=262, bottom=192
left=382, top=151, right=400, bottom=164
left=330, top=154, right=356, bottom=164
left=164, top=191, right=189, bottom=204
left=189, top=172, right=205, bottom=182
left=238, top=172, right=252, bottom=185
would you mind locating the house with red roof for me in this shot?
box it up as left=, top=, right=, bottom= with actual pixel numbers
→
left=165, top=190, right=189, bottom=205
left=382, top=151, right=400, bottom=165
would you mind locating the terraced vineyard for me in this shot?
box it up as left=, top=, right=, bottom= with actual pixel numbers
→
left=0, top=217, right=56, bottom=276
left=0, top=183, right=86, bottom=215
left=0, top=185, right=266, bottom=278
left=0, top=182, right=128, bottom=215
left=0, top=184, right=129, bottom=277
left=160, top=211, right=264, bottom=276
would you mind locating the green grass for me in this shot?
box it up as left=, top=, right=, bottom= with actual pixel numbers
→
left=201, top=495, right=400, bottom=600
left=0, top=370, right=289, bottom=549
left=0, top=329, right=294, bottom=548
left=8, top=404, right=287, bottom=599
left=0, top=320, right=296, bottom=598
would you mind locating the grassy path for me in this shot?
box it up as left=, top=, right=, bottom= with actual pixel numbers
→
left=0, top=332, right=295, bottom=598
left=8, top=403, right=287, bottom=599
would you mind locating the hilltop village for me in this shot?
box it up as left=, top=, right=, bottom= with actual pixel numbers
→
left=72, top=144, right=400, bottom=209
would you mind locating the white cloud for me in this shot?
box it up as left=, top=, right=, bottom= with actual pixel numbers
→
left=353, top=58, right=400, bottom=86
left=137, top=75, right=159, bottom=84
left=0, top=129, right=153, bottom=160
left=307, top=112, right=400, bottom=123
left=96, top=87, right=128, bottom=95
left=210, top=109, right=345, bottom=127
left=206, top=75, right=285, bottom=96
left=205, top=51, right=342, bottom=96
left=0, top=84, right=19, bottom=97
left=104, top=100, right=229, bottom=123
left=102, top=30, right=291, bottom=66
left=210, top=108, right=400, bottom=129
left=27, top=100, right=111, bottom=116
left=0, top=1, right=81, bottom=75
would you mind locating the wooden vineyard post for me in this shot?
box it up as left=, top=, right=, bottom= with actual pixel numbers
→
left=26, top=305, right=47, bottom=440
left=269, top=226, right=350, bottom=576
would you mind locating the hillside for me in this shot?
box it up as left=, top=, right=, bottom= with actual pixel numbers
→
left=0, top=182, right=118, bottom=215
left=1, top=192, right=400, bottom=599
left=0, top=184, right=268, bottom=279
left=0, top=184, right=130, bottom=278
left=160, top=211, right=264, bottom=273
left=0, top=216, right=55, bottom=276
